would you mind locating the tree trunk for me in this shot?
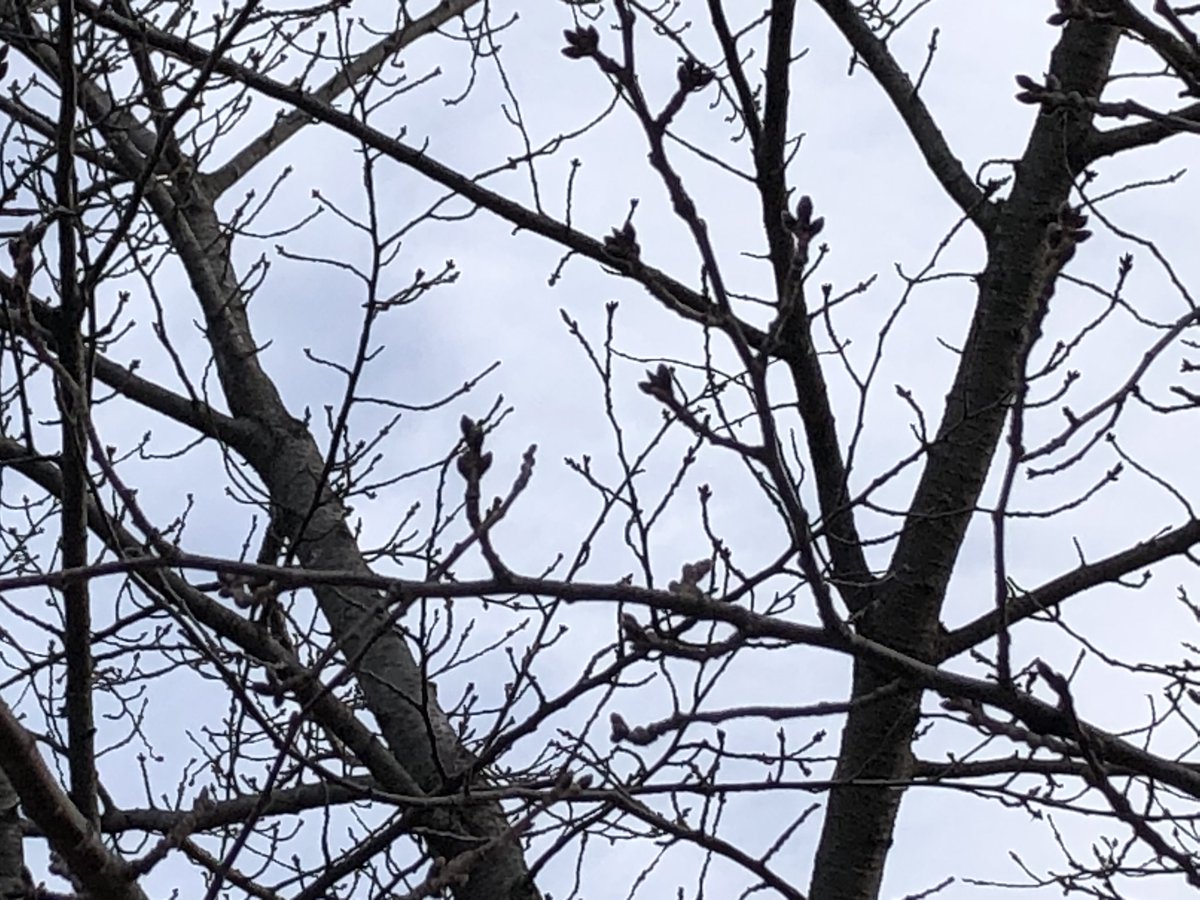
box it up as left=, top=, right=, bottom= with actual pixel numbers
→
left=808, top=19, right=1120, bottom=898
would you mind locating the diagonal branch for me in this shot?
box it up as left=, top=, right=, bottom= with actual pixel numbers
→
left=0, top=697, right=148, bottom=900
left=74, top=0, right=735, bottom=338
left=45, top=10, right=543, bottom=898
left=206, top=0, right=482, bottom=198
left=1107, top=0, right=1200, bottom=96
left=0, top=436, right=428, bottom=800
left=0, top=282, right=259, bottom=453
left=940, top=518, right=1200, bottom=659
left=1083, top=97, right=1200, bottom=161
left=811, top=0, right=994, bottom=229
left=0, top=1, right=163, bottom=179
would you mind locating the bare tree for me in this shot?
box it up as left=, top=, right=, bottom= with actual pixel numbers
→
left=2, top=0, right=1200, bottom=897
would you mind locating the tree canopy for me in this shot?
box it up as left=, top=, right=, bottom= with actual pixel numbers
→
left=2, top=1, right=1200, bottom=898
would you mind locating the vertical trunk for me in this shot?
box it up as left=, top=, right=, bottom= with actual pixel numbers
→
left=808, top=20, right=1119, bottom=898
left=0, top=767, right=30, bottom=900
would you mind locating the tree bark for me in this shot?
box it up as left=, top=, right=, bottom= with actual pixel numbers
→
left=0, top=767, right=30, bottom=900
left=145, top=176, right=540, bottom=900
left=808, top=19, right=1120, bottom=899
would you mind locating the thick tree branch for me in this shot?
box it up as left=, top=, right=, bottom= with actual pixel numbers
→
left=50, top=0, right=102, bottom=830
left=0, top=698, right=148, bottom=900
left=809, top=18, right=1120, bottom=899
left=41, top=10, right=542, bottom=898
left=1084, top=99, right=1200, bottom=160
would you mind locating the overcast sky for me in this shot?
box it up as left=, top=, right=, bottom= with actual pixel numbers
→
left=9, top=0, right=1200, bottom=897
